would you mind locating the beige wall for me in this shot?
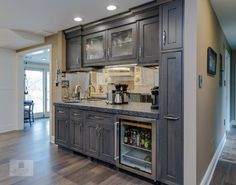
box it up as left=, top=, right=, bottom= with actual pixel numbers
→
left=17, top=31, right=66, bottom=138
left=197, top=0, right=231, bottom=183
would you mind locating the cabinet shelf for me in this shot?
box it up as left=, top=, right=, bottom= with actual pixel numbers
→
left=121, top=150, right=152, bottom=174
left=122, top=143, right=151, bottom=153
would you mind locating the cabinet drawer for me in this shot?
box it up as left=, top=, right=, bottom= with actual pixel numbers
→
left=86, top=112, right=113, bottom=123
left=70, top=109, right=83, bottom=120
left=55, top=107, right=69, bottom=118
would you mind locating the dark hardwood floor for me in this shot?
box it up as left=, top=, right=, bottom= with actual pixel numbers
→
left=210, top=127, right=236, bottom=185
left=0, top=119, right=153, bottom=185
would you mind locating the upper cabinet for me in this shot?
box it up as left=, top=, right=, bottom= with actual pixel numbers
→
left=161, top=0, right=183, bottom=51
left=83, top=23, right=137, bottom=67
left=83, top=31, right=107, bottom=67
left=66, top=37, right=81, bottom=71
left=107, top=24, right=137, bottom=63
left=138, top=17, right=160, bottom=66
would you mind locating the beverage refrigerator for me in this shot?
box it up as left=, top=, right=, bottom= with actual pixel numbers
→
left=115, top=115, right=158, bottom=181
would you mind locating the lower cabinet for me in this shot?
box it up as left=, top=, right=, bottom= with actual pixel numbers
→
left=85, top=111, right=115, bottom=164
left=55, top=107, right=70, bottom=148
left=85, top=120, right=100, bottom=158
left=70, top=110, right=84, bottom=153
left=55, top=107, right=115, bottom=165
left=99, top=122, right=114, bottom=164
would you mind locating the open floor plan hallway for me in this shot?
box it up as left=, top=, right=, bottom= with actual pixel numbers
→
left=211, top=128, right=236, bottom=185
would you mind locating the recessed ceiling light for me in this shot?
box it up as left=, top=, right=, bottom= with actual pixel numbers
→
left=42, top=58, right=46, bottom=61
left=106, top=5, right=117, bottom=11
left=73, top=17, right=82, bottom=22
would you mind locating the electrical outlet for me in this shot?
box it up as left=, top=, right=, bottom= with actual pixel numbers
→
left=224, top=119, right=226, bottom=126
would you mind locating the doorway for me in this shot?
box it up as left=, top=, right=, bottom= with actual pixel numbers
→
left=23, top=47, right=51, bottom=121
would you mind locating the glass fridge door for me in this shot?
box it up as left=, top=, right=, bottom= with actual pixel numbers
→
left=119, top=120, right=152, bottom=174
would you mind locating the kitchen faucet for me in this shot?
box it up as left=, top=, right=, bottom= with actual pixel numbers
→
left=85, top=85, right=96, bottom=99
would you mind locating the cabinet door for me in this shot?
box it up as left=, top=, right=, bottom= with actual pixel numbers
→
left=108, top=24, right=137, bottom=63
left=66, top=37, right=81, bottom=71
left=55, top=117, right=69, bottom=148
left=139, top=17, right=160, bottom=65
left=70, top=119, right=83, bottom=153
left=83, top=31, right=106, bottom=67
left=159, top=52, right=183, bottom=184
left=85, top=121, right=99, bottom=158
left=161, top=0, right=183, bottom=50
left=99, top=122, right=115, bottom=164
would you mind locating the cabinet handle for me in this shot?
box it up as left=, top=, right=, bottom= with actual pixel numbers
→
left=139, top=47, right=142, bottom=58
left=77, top=57, right=80, bottom=63
left=58, top=110, right=64, bottom=114
left=163, top=115, right=179, bottom=121
left=90, top=115, right=105, bottom=120
left=114, top=122, right=119, bottom=160
left=163, top=31, right=167, bottom=45
left=98, top=127, right=102, bottom=136
left=96, top=126, right=99, bottom=135
left=104, top=49, right=106, bottom=58
left=107, top=48, right=110, bottom=58
left=73, top=113, right=80, bottom=117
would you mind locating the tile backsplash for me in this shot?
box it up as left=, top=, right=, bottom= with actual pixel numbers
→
left=61, top=66, right=159, bottom=99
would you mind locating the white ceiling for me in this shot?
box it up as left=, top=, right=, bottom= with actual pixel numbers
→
left=0, top=0, right=153, bottom=50
left=24, top=48, right=50, bottom=64
left=211, top=0, right=236, bottom=49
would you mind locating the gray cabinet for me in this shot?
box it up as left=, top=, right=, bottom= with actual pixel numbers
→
left=85, top=111, right=115, bottom=164
left=64, top=27, right=82, bottom=72
left=107, top=23, right=137, bottom=63
left=66, top=37, right=81, bottom=71
left=161, top=0, right=183, bottom=51
left=159, top=52, right=183, bottom=185
left=70, top=109, right=84, bottom=153
left=85, top=120, right=99, bottom=158
left=55, top=107, right=70, bottom=148
left=99, top=122, right=115, bottom=164
left=83, top=31, right=107, bottom=67
left=139, top=17, right=160, bottom=65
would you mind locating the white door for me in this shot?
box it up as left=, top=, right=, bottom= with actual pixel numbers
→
left=25, top=69, right=50, bottom=118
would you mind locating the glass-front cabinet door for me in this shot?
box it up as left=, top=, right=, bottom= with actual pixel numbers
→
left=108, top=23, right=137, bottom=63
left=83, top=31, right=106, bottom=66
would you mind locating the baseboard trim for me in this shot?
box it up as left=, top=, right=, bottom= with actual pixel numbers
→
left=0, top=124, right=17, bottom=134
left=200, top=134, right=226, bottom=185
left=50, top=136, right=55, bottom=144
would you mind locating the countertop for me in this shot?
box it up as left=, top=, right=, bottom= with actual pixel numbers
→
left=54, top=100, right=159, bottom=119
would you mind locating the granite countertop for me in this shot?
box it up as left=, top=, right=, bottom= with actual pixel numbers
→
left=54, top=100, right=159, bottom=119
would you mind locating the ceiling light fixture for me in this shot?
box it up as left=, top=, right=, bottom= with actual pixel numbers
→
left=42, top=58, right=46, bottom=61
left=73, top=17, right=83, bottom=22
left=106, top=5, right=117, bottom=11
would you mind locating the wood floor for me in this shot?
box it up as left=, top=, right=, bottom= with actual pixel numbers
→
left=210, top=128, right=236, bottom=185
left=0, top=119, right=153, bottom=185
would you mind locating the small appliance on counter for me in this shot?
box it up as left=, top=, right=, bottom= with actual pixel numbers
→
left=151, top=86, right=159, bottom=109
left=114, top=84, right=123, bottom=104
left=120, top=84, right=129, bottom=104
left=107, top=83, right=130, bottom=105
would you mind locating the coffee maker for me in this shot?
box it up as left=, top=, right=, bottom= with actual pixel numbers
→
left=120, top=84, right=129, bottom=104
left=114, top=84, right=123, bottom=104
left=151, top=86, right=159, bottom=109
